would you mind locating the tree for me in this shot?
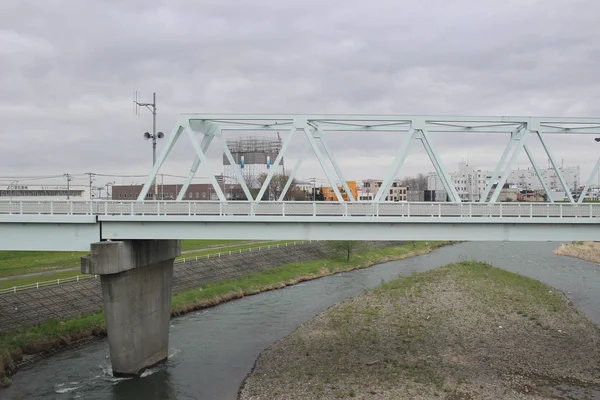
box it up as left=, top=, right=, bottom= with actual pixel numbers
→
left=255, top=173, right=298, bottom=201
left=312, top=187, right=325, bottom=201
left=327, top=240, right=368, bottom=261
left=399, top=173, right=428, bottom=191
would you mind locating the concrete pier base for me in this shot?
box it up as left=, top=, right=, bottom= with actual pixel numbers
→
left=81, top=240, right=180, bottom=377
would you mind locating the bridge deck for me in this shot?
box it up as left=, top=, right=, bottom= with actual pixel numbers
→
left=1, top=201, right=599, bottom=251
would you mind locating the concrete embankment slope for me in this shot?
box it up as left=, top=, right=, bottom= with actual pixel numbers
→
left=0, top=241, right=401, bottom=333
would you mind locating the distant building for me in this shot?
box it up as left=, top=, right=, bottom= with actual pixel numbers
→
left=428, top=161, right=578, bottom=201
left=0, top=184, right=89, bottom=201
left=112, top=183, right=245, bottom=201
left=322, top=181, right=358, bottom=201
left=358, top=179, right=407, bottom=201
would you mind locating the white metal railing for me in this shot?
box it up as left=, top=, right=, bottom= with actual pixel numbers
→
left=0, top=240, right=314, bottom=295
left=0, top=274, right=98, bottom=295
left=0, top=200, right=599, bottom=219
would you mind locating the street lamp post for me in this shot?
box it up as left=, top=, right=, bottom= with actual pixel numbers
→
left=135, top=92, right=164, bottom=200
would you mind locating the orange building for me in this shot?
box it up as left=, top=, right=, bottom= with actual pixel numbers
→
left=322, top=181, right=358, bottom=201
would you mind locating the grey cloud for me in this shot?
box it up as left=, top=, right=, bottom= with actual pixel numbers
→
left=0, top=0, right=599, bottom=187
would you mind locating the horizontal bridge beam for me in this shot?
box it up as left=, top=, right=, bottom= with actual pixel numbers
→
left=100, top=221, right=600, bottom=242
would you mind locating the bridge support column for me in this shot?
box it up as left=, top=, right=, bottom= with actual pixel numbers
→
left=81, top=239, right=180, bottom=377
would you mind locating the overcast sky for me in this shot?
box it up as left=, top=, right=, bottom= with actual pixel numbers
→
left=1, top=0, right=599, bottom=190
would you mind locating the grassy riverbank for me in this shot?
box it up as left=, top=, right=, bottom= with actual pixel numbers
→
left=239, top=261, right=600, bottom=399
left=0, top=240, right=450, bottom=387
left=0, top=240, right=248, bottom=279
left=555, top=241, right=600, bottom=264
left=0, top=240, right=295, bottom=291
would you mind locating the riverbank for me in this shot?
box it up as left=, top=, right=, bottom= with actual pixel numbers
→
left=555, top=241, right=600, bottom=264
left=239, top=261, right=600, bottom=399
left=0, top=240, right=450, bottom=388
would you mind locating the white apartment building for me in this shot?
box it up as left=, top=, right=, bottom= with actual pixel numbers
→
left=0, top=184, right=90, bottom=202
left=359, top=179, right=408, bottom=201
left=428, top=162, right=579, bottom=201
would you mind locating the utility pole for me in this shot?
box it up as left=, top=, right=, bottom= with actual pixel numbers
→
left=64, top=173, right=73, bottom=200
left=85, top=172, right=95, bottom=201
left=134, top=91, right=164, bottom=200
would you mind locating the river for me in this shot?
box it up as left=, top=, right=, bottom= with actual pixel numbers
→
left=2, top=241, right=599, bottom=400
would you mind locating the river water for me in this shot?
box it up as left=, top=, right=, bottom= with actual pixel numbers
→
left=2, top=242, right=599, bottom=400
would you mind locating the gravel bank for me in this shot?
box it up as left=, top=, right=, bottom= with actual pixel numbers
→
left=555, top=241, right=600, bottom=264
left=239, top=261, right=600, bottom=399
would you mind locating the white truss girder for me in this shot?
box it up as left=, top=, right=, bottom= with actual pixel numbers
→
left=577, top=157, right=600, bottom=204
left=138, top=115, right=600, bottom=204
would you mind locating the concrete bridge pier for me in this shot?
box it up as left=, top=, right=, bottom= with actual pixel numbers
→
left=81, top=239, right=181, bottom=377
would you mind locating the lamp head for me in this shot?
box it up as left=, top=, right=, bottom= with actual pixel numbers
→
left=157, top=132, right=164, bottom=139
left=595, top=138, right=600, bottom=142
left=143, top=132, right=151, bottom=140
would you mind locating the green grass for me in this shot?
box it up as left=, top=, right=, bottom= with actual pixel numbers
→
left=0, top=240, right=450, bottom=385
left=180, top=240, right=247, bottom=252
left=0, top=270, right=89, bottom=291
left=0, top=251, right=86, bottom=278
left=178, top=240, right=297, bottom=260
left=0, top=240, right=249, bottom=279
left=0, top=241, right=299, bottom=290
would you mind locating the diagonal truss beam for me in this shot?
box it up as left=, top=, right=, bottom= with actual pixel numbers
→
left=186, top=129, right=226, bottom=201
left=375, top=129, right=416, bottom=202
left=523, top=144, right=554, bottom=203
left=277, top=143, right=310, bottom=201
left=310, top=129, right=355, bottom=201
left=419, top=128, right=461, bottom=202
left=536, top=131, right=575, bottom=203
left=255, top=126, right=298, bottom=202
left=479, top=125, right=525, bottom=202
left=577, top=157, right=600, bottom=204
left=303, top=128, right=345, bottom=202
left=176, top=134, right=214, bottom=201
left=219, top=134, right=254, bottom=201
left=489, top=129, right=531, bottom=203
left=375, top=125, right=460, bottom=203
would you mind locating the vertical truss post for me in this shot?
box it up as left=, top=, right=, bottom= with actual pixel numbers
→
left=219, top=133, right=254, bottom=201
left=137, top=124, right=185, bottom=201
left=523, top=144, right=554, bottom=203
left=303, top=127, right=345, bottom=202
left=577, top=157, right=600, bottom=204
left=315, top=129, right=355, bottom=201
left=419, top=127, right=461, bottom=203
left=255, top=126, right=298, bottom=202
left=535, top=131, right=575, bottom=203
left=277, top=143, right=310, bottom=201
left=185, top=129, right=226, bottom=201
left=489, top=128, right=530, bottom=203
left=375, top=128, right=416, bottom=202
left=479, top=125, right=524, bottom=203
left=176, top=134, right=214, bottom=201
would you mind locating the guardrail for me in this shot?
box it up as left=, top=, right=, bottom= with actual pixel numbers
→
left=1, top=200, right=600, bottom=218
left=0, top=274, right=98, bottom=295
left=0, top=240, right=313, bottom=295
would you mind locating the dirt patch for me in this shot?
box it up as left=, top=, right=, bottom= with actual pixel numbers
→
left=555, top=241, right=600, bottom=264
left=239, top=261, right=600, bottom=400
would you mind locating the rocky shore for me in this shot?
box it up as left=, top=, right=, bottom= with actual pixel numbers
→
left=239, top=261, right=600, bottom=399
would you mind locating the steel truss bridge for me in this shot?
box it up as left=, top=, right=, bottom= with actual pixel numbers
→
left=3, top=114, right=600, bottom=251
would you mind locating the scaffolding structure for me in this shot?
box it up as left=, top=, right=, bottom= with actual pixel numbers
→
left=223, top=136, right=284, bottom=187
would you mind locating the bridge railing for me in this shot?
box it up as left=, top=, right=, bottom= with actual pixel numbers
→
left=0, top=200, right=599, bottom=218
